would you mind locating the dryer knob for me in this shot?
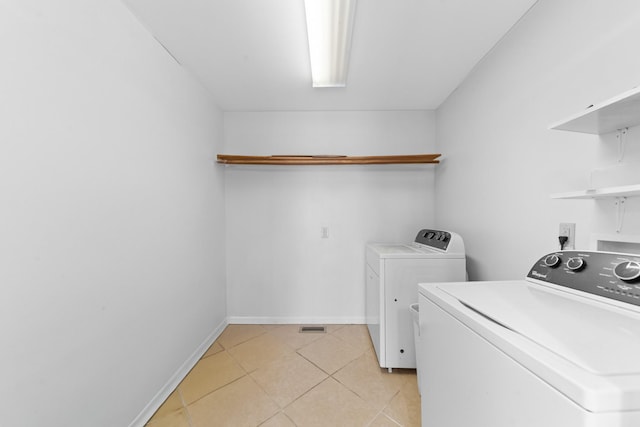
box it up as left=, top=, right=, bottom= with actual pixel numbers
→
left=543, top=254, right=561, bottom=268
left=567, top=257, right=586, bottom=271
left=614, top=261, right=640, bottom=282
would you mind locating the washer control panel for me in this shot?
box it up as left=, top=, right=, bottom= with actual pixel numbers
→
left=527, top=250, right=640, bottom=306
left=414, top=229, right=451, bottom=251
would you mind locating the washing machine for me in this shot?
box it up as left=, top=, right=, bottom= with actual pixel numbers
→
left=418, top=250, right=640, bottom=426
left=366, top=229, right=466, bottom=371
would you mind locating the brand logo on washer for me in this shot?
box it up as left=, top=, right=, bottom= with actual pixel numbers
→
left=531, top=271, right=548, bottom=279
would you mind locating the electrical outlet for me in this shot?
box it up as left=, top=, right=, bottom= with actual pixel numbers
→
left=321, top=226, right=329, bottom=239
left=559, top=223, right=575, bottom=250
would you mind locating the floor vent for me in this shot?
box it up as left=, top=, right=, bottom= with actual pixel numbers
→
left=299, top=325, right=326, bottom=333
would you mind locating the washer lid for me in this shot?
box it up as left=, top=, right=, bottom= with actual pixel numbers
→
left=441, top=281, right=640, bottom=376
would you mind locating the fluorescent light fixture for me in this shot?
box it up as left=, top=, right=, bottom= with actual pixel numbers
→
left=304, top=0, right=357, bottom=88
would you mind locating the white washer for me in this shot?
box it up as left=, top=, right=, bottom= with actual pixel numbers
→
left=366, top=229, right=466, bottom=371
left=418, top=250, right=640, bottom=427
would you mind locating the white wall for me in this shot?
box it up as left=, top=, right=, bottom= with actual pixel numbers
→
left=0, top=1, right=226, bottom=426
left=224, top=111, right=436, bottom=322
left=435, top=0, right=640, bottom=280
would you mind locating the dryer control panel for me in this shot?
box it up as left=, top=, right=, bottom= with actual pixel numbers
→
left=414, top=229, right=452, bottom=251
left=527, top=250, right=640, bottom=307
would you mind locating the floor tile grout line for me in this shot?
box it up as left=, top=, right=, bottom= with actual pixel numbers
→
left=263, top=326, right=326, bottom=352
left=224, top=345, right=253, bottom=375
left=247, top=355, right=329, bottom=411
left=177, top=387, right=196, bottom=427
left=245, top=365, right=286, bottom=412
left=235, top=373, right=282, bottom=425
left=257, top=410, right=299, bottom=427
left=329, top=366, right=396, bottom=423
left=282, top=411, right=298, bottom=427
left=317, top=375, right=382, bottom=427
left=217, top=326, right=269, bottom=351
left=225, top=328, right=298, bottom=371
left=179, top=362, right=249, bottom=408
left=328, top=371, right=380, bottom=407
left=368, top=407, right=404, bottom=427
left=294, top=347, right=334, bottom=376
left=331, top=372, right=379, bottom=408
left=297, top=335, right=369, bottom=376
left=376, top=389, right=404, bottom=426
left=276, top=374, right=336, bottom=418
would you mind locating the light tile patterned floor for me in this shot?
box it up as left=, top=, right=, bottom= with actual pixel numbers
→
left=146, top=324, right=420, bottom=427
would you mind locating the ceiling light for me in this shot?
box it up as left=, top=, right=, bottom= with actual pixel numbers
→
left=304, top=0, right=357, bottom=88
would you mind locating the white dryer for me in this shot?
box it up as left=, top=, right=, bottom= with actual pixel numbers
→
left=366, top=229, right=466, bottom=371
left=419, top=250, right=640, bottom=427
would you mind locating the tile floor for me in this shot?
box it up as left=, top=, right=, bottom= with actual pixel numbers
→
left=146, top=324, right=420, bottom=427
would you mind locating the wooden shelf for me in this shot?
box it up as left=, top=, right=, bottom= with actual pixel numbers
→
left=550, top=86, right=640, bottom=134
left=216, top=154, right=441, bottom=165
left=551, top=184, right=640, bottom=199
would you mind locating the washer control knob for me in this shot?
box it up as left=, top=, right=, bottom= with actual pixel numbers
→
left=543, top=254, right=561, bottom=268
left=566, top=257, right=586, bottom=271
left=614, top=261, right=640, bottom=282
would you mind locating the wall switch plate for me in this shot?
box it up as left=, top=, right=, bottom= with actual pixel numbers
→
left=559, top=223, right=575, bottom=250
left=321, top=226, right=329, bottom=239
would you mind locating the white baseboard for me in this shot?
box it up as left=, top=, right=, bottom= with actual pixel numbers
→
left=128, top=318, right=228, bottom=427
left=227, top=316, right=366, bottom=325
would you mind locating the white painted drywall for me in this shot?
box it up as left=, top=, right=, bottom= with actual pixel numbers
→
left=435, top=0, right=640, bottom=280
left=0, top=1, right=226, bottom=426
left=224, top=111, right=436, bottom=322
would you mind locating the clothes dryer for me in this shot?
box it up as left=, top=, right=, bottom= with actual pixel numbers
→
left=366, top=229, right=466, bottom=371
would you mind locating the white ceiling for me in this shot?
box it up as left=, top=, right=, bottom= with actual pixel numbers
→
left=122, top=0, right=538, bottom=111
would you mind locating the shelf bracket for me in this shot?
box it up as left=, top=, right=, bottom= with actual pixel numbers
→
left=615, top=197, right=627, bottom=233
left=617, top=127, right=628, bottom=162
